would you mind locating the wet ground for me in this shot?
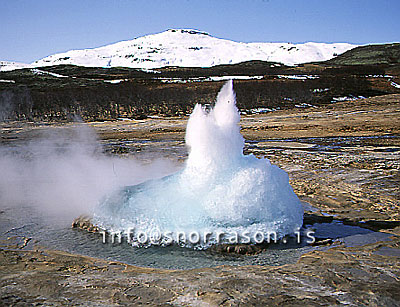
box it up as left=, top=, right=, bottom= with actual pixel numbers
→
left=1, top=201, right=391, bottom=270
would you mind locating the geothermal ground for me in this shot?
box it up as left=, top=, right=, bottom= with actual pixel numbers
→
left=0, top=94, right=399, bottom=305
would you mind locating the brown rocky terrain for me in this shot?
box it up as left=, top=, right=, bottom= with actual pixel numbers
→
left=1, top=233, right=399, bottom=306
left=0, top=94, right=399, bottom=305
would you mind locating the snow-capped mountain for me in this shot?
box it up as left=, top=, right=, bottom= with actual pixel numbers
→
left=22, top=29, right=358, bottom=70
left=0, top=61, right=32, bottom=72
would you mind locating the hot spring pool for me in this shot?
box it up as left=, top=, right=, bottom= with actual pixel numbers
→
left=0, top=204, right=390, bottom=270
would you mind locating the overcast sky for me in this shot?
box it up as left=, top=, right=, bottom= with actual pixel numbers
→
left=1, top=0, right=399, bottom=63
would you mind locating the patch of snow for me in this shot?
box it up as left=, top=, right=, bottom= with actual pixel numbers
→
left=249, top=107, right=274, bottom=114
left=277, top=75, right=319, bottom=80
left=331, top=96, right=365, bottom=102
left=159, top=78, right=193, bottom=84
left=140, top=68, right=161, bottom=74
left=295, top=103, right=315, bottom=108
left=365, top=75, right=394, bottom=80
left=0, top=79, right=15, bottom=83
left=313, top=88, right=330, bottom=93
left=31, top=69, right=68, bottom=78
left=157, top=75, right=264, bottom=83
left=103, top=79, right=128, bottom=84
left=390, top=81, right=400, bottom=88
left=0, top=61, right=31, bottom=72
left=346, top=111, right=369, bottom=115
left=206, top=75, right=264, bottom=82
left=365, top=74, right=394, bottom=79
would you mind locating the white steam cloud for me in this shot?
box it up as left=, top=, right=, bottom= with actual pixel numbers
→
left=0, top=123, right=179, bottom=219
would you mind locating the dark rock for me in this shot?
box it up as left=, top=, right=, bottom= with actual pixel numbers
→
left=71, top=215, right=100, bottom=233
left=362, top=220, right=400, bottom=231
left=310, top=238, right=335, bottom=246
left=303, top=213, right=334, bottom=225
left=208, top=243, right=268, bottom=255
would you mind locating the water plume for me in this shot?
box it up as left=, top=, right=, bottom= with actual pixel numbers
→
left=94, top=81, right=303, bottom=247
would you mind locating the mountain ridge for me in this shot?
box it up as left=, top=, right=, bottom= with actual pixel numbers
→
left=325, top=42, right=400, bottom=65
left=1, top=29, right=357, bottom=71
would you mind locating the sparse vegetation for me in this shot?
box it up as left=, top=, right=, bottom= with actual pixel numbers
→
left=0, top=43, right=399, bottom=121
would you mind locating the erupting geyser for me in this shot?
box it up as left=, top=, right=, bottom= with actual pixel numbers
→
left=94, top=81, right=303, bottom=247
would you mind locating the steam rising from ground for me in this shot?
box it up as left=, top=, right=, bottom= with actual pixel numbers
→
left=0, top=123, right=178, bottom=219
left=94, top=81, right=303, bottom=247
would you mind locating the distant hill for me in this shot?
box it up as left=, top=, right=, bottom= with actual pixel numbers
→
left=28, top=29, right=356, bottom=69
left=0, top=61, right=31, bottom=72
left=325, top=43, right=400, bottom=65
